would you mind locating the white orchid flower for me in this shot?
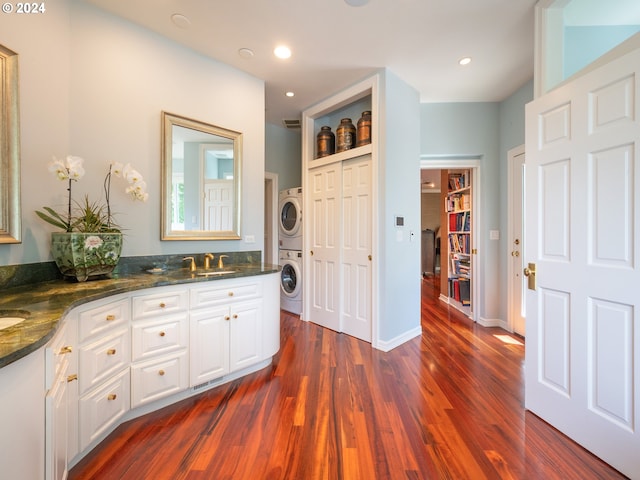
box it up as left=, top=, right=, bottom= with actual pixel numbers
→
left=110, top=162, right=125, bottom=177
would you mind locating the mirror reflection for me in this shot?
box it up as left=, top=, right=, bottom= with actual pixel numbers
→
left=161, top=112, right=242, bottom=240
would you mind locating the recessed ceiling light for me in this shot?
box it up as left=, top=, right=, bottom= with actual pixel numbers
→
left=274, top=46, right=292, bottom=59
left=459, top=56, right=472, bottom=66
left=238, top=48, right=254, bottom=59
left=171, top=13, right=191, bottom=29
left=285, top=91, right=295, bottom=97
left=344, top=0, right=370, bottom=6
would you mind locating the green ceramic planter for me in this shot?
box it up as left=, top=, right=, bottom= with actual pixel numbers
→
left=51, top=232, right=123, bottom=282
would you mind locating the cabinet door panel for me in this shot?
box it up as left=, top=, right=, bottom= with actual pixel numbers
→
left=230, top=299, right=262, bottom=372
left=190, top=306, right=230, bottom=386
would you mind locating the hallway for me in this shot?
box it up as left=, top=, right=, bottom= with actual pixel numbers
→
left=69, top=277, right=626, bottom=479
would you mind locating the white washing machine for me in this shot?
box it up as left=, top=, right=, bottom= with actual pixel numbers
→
left=279, top=249, right=302, bottom=315
left=278, top=187, right=302, bottom=250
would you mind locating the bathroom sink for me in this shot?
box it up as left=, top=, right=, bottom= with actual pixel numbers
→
left=195, top=270, right=237, bottom=277
left=0, top=310, right=29, bottom=330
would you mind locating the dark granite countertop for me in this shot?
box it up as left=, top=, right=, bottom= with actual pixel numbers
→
left=0, top=264, right=280, bottom=369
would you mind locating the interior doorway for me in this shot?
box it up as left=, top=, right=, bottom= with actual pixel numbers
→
left=507, top=145, right=526, bottom=336
left=420, top=158, right=480, bottom=323
left=264, top=172, right=278, bottom=266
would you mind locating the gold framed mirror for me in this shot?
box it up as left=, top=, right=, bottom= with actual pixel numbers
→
left=161, top=112, right=242, bottom=240
left=0, top=44, right=21, bottom=244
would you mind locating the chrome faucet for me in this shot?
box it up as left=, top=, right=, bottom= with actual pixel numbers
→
left=204, top=253, right=214, bottom=269
left=218, top=254, right=229, bottom=269
left=182, top=256, right=196, bottom=272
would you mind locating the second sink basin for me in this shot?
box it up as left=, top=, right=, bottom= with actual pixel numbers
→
left=196, top=270, right=237, bottom=277
left=0, top=310, right=29, bottom=330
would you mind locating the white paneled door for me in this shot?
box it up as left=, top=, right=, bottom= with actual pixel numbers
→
left=341, top=157, right=372, bottom=342
left=308, top=162, right=341, bottom=332
left=525, top=46, right=640, bottom=478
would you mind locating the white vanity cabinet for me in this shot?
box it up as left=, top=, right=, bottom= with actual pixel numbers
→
left=46, top=270, right=280, bottom=472
left=131, top=287, right=189, bottom=407
left=189, top=279, right=263, bottom=386
left=76, top=296, right=131, bottom=452
left=45, top=319, right=76, bottom=480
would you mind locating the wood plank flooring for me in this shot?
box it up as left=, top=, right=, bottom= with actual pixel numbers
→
left=69, top=276, right=627, bottom=479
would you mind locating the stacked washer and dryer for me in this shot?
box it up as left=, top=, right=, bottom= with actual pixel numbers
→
left=278, top=187, right=303, bottom=315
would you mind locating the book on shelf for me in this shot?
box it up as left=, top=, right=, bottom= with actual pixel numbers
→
left=448, top=172, right=470, bottom=191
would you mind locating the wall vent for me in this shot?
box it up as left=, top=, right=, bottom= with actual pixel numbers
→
left=282, top=119, right=301, bottom=129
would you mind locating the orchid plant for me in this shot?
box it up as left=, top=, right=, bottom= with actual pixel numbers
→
left=36, top=155, right=148, bottom=233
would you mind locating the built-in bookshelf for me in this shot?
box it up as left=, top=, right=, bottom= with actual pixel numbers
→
left=445, top=170, right=471, bottom=314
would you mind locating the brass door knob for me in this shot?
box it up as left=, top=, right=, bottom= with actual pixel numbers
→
left=107, top=348, right=116, bottom=356
left=106, top=314, right=116, bottom=321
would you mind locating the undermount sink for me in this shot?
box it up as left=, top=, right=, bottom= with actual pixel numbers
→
left=195, top=270, right=237, bottom=277
left=0, top=310, right=29, bottom=330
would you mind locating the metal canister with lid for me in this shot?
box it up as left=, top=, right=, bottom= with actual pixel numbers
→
left=356, top=110, right=372, bottom=147
left=316, top=126, right=335, bottom=158
left=336, top=118, right=356, bottom=152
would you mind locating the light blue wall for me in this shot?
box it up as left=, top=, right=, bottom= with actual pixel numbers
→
left=265, top=123, right=302, bottom=191
left=420, top=79, right=533, bottom=325
left=420, top=102, right=500, bottom=321
left=378, top=70, right=422, bottom=343
left=565, top=25, right=640, bottom=79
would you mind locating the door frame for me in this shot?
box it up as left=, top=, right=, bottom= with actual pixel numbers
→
left=420, top=157, right=480, bottom=323
left=507, top=145, right=526, bottom=335
left=264, top=172, right=278, bottom=266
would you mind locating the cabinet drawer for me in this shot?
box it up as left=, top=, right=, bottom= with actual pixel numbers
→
left=131, top=350, right=188, bottom=408
left=132, top=289, right=188, bottom=319
left=78, top=297, right=129, bottom=344
left=79, top=368, right=130, bottom=451
left=131, top=313, right=189, bottom=362
left=78, top=328, right=130, bottom=395
left=191, top=281, right=261, bottom=308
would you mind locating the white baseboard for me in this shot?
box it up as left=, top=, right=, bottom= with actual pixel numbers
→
left=375, top=325, right=422, bottom=352
left=478, top=316, right=508, bottom=330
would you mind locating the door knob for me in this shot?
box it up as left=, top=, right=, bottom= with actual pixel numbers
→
left=523, top=263, right=536, bottom=290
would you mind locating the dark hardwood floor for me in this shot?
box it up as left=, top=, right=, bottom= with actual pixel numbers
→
left=69, top=276, right=627, bottom=479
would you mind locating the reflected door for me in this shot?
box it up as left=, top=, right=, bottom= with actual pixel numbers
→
left=203, top=180, right=234, bottom=231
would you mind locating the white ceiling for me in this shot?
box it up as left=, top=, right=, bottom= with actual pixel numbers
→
left=80, top=0, right=538, bottom=126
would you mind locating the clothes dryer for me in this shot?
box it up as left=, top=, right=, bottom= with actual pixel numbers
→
left=278, top=187, right=302, bottom=250
left=279, top=249, right=302, bottom=315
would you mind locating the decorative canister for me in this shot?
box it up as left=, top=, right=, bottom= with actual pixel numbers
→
left=316, top=126, right=335, bottom=158
left=336, top=118, right=356, bottom=152
left=356, top=110, right=372, bottom=147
